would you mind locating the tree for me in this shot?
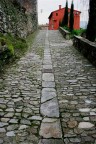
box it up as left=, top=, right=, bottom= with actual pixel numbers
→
left=86, top=0, right=96, bottom=42
left=61, top=0, right=68, bottom=27
left=59, top=21, right=62, bottom=27
left=69, top=0, right=74, bottom=31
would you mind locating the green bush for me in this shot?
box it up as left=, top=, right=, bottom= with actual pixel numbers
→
left=14, top=37, right=27, bottom=50
left=63, top=26, right=70, bottom=31
left=72, top=29, right=86, bottom=36
left=0, top=37, right=14, bottom=55
left=62, top=27, right=86, bottom=37
left=0, top=32, right=28, bottom=70
left=2, top=33, right=27, bottom=50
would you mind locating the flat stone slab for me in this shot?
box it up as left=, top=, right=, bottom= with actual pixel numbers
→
left=44, top=57, right=51, bottom=61
left=0, top=139, right=3, bottom=144
left=79, top=108, right=91, bottom=112
left=44, top=54, right=51, bottom=57
left=39, top=139, right=64, bottom=144
left=43, top=65, right=52, bottom=69
left=43, top=69, right=53, bottom=73
left=42, top=118, right=58, bottom=123
left=44, top=49, right=50, bottom=53
left=41, top=88, right=56, bottom=103
left=6, top=131, right=15, bottom=137
left=44, top=51, right=50, bottom=54
left=85, top=99, right=92, bottom=104
left=19, top=125, right=28, bottom=130
left=28, top=116, right=42, bottom=121
left=40, top=98, right=59, bottom=117
left=39, top=119, right=62, bottom=138
left=43, top=59, right=51, bottom=63
left=42, top=81, right=55, bottom=88
left=42, top=88, right=56, bottom=92
left=67, top=79, right=77, bottom=83
left=0, top=128, right=6, bottom=132
left=78, top=122, right=94, bottom=128
left=43, top=61, right=52, bottom=65
left=44, top=53, right=51, bottom=55
left=42, top=73, right=54, bottom=81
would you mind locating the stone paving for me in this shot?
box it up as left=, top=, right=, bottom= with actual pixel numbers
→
left=39, top=31, right=63, bottom=143
left=0, top=30, right=96, bottom=144
left=0, top=31, right=45, bottom=144
left=49, top=30, right=96, bottom=144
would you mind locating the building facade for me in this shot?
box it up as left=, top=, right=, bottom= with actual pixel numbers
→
left=48, top=5, right=81, bottom=30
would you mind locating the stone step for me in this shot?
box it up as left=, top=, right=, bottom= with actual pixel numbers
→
left=42, top=81, right=55, bottom=88
left=39, top=118, right=62, bottom=138
left=42, top=73, right=54, bottom=81
left=40, top=98, right=59, bottom=117
left=41, top=88, right=56, bottom=103
left=39, top=30, right=63, bottom=142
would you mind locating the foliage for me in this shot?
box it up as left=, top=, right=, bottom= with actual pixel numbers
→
left=59, top=21, right=62, bottom=27
left=63, top=26, right=70, bottom=31
left=12, top=0, right=21, bottom=9
left=62, top=27, right=86, bottom=37
left=72, top=29, right=86, bottom=36
left=69, top=1, right=74, bottom=32
left=86, top=0, right=96, bottom=42
left=26, top=31, right=44, bottom=59
left=0, top=33, right=28, bottom=72
left=26, top=31, right=37, bottom=48
left=61, top=0, right=68, bottom=27
left=0, top=36, right=14, bottom=55
left=14, top=37, right=27, bottom=50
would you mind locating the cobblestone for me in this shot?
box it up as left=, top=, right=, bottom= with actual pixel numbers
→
left=0, top=31, right=45, bottom=143
left=0, top=30, right=96, bottom=143
left=39, top=139, right=64, bottom=144
left=49, top=30, right=96, bottom=144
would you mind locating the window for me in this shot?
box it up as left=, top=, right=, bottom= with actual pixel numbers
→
left=56, top=13, right=58, bottom=16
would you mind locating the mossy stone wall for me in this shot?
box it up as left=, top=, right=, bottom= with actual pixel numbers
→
left=0, top=0, right=38, bottom=38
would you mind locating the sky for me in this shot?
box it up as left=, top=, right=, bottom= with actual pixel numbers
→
left=38, top=0, right=89, bottom=25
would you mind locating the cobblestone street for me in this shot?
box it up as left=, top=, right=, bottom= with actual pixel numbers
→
left=0, top=30, right=96, bottom=144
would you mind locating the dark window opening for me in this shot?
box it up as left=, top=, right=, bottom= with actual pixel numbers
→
left=56, top=13, right=58, bottom=16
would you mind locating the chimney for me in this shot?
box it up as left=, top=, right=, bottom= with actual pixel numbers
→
left=59, top=5, right=61, bottom=10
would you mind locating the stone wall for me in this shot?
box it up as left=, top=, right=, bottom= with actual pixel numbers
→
left=73, top=36, right=96, bottom=66
left=0, top=0, right=38, bottom=38
left=59, top=27, right=71, bottom=40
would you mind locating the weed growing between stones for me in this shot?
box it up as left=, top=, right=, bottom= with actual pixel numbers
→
left=35, top=47, right=44, bottom=59
left=26, top=31, right=44, bottom=58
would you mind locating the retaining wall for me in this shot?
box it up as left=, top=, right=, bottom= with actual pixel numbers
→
left=73, top=35, right=96, bottom=66
left=59, top=27, right=71, bottom=40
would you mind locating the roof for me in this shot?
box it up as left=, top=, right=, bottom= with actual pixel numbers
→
left=48, top=7, right=81, bottom=19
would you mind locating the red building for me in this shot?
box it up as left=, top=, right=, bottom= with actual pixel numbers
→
left=48, top=5, right=81, bottom=30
